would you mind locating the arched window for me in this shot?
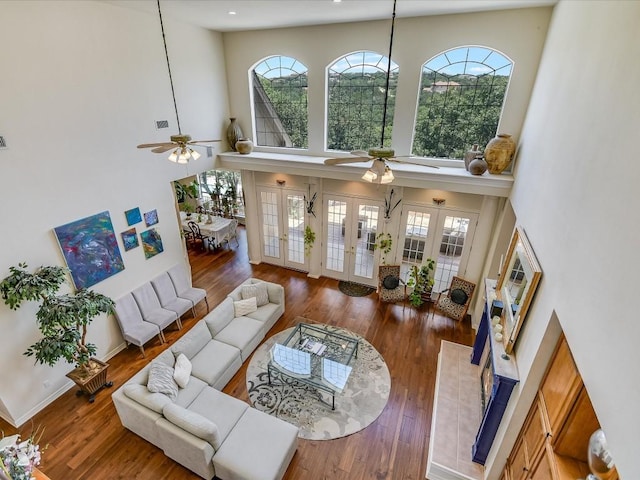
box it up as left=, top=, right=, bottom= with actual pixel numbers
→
left=252, top=56, right=308, bottom=149
left=327, top=51, right=398, bottom=152
left=412, top=46, right=512, bottom=159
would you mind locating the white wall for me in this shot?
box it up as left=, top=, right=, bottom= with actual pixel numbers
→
left=485, top=1, right=640, bottom=477
left=0, top=1, right=229, bottom=426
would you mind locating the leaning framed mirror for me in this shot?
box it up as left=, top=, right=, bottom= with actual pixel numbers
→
left=497, top=226, right=542, bottom=353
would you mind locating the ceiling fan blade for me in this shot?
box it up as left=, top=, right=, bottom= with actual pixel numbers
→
left=350, top=150, right=371, bottom=157
left=391, top=157, right=440, bottom=169
left=137, top=142, right=175, bottom=149
left=151, top=145, right=177, bottom=153
left=187, top=139, right=222, bottom=145
left=324, top=157, right=371, bottom=166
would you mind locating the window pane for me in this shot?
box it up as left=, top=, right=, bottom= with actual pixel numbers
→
left=412, top=46, right=512, bottom=160
left=253, top=56, right=308, bottom=148
left=287, top=194, right=305, bottom=264
left=327, top=51, right=399, bottom=151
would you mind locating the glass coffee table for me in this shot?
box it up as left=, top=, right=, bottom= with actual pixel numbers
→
left=268, top=323, right=359, bottom=410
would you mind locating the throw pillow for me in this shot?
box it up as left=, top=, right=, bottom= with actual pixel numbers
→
left=234, top=296, right=258, bottom=317
left=163, top=403, right=221, bottom=449
left=450, top=288, right=469, bottom=305
left=147, top=362, right=179, bottom=400
left=173, top=353, right=192, bottom=389
left=383, top=275, right=400, bottom=290
left=241, top=282, right=269, bottom=307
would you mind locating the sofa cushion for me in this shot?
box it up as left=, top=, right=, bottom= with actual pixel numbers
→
left=203, top=297, right=235, bottom=337
left=163, top=403, right=221, bottom=448
left=241, top=282, right=269, bottom=307
left=171, top=321, right=211, bottom=359
left=188, top=387, right=249, bottom=448
left=123, top=384, right=173, bottom=413
left=245, top=301, right=281, bottom=325
left=214, top=316, right=265, bottom=362
left=213, top=407, right=299, bottom=480
left=173, top=353, right=192, bottom=389
left=147, top=362, right=179, bottom=400
left=189, top=339, right=242, bottom=386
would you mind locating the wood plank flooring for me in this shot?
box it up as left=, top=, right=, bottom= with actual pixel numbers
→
left=1, top=227, right=476, bottom=480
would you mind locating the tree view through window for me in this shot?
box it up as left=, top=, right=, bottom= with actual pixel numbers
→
left=412, top=47, right=512, bottom=159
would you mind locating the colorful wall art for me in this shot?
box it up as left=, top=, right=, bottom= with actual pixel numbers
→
left=54, top=211, right=125, bottom=289
left=144, top=209, right=159, bottom=226
left=140, top=228, right=164, bottom=259
left=121, top=228, right=139, bottom=251
left=125, top=207, right=142, bottom=226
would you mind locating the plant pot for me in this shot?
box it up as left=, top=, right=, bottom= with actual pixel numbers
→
left=66, top=358, right=112, bottom=403
left=484, top=133, right=516, bottom=174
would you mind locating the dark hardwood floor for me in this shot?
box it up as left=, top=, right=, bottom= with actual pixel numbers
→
left=1, top=227, right=475, bottom=479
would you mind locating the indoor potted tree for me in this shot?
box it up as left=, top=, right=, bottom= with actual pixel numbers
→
left=407, top=258, right=436, bottom=308
left=0, top=263, right=115, bottom=402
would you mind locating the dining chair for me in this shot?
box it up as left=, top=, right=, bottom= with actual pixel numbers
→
left=151, top=272, right=194, bottom=319
left=224, top=219, right=239, bottom=249
left=188, top=221, right=211, bottom=251
left=131, top=282, right=181, bottom=334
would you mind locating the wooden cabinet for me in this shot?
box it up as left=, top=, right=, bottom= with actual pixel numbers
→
left=506, top=335, right=619, bottom=480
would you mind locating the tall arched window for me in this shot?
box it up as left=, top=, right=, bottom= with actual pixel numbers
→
left=412, top=46, right=512, bottom=159
left=327, top=51, right=398, bottom=152
left=252, top=56, right=308, bottom=149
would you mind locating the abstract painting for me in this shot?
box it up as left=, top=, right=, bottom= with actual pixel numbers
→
left=54, top=211, right=125, bottom=289
left=121, top=228, right=139, bottom=251
left=144, top=209, right=159, bottom=227
left=140, top=228, right=164, bottom=259
left=125, top=207, right=142, bottom=226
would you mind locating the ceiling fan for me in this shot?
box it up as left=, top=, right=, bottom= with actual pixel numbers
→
left=324, top=0, right=438, bottom=183
left=137, top=0, right=220, bottom=164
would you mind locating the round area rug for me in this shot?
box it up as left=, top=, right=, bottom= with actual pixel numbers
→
left=246, top=323, right=390, bottom=440
left=338, top=281, right=376, bottom=297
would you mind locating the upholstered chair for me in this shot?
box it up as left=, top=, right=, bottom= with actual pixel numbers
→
left=378, top=265, right=406, bottom=304
left=167, top=264, right=210, bottom=314
left=132, top=282, right=181, bottom=334
left=432, top=276, right=476, bottom=322
left=113, top=293, right=163, bottom=356
left=151, top=272, right=194, bottom=319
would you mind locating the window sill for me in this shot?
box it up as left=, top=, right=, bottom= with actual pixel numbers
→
left=218, top=151, right=513, bottom=197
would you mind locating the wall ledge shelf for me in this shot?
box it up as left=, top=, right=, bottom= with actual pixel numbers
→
left=218, top=151, right=513, bottom=197
left=426, top=340, right=484, bottom=480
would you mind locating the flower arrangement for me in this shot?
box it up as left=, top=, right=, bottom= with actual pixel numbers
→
left=0, top=428, right=46, bottom=480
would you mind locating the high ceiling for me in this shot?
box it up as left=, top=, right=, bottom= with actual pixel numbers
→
left=102, top=0, right=557, bottom=32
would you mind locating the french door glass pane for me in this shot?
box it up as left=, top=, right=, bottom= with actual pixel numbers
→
left=435, top=215, right=470, bottom=291
left=287, top=194, right=305, bottom=264
left=261, top=191, right=280, bottom=258
left=353, top=204, right=379, bottom=279
left=400, top=210, right=431, bottom=280
left=326, top=199, right=347, bottom=273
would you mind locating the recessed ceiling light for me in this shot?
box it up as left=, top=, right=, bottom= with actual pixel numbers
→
left=228, top=11, right=237, bottom=15
left=333, top=0, right=342, bottom=3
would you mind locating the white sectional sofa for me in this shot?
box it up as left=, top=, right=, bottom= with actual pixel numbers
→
left=112, top=278, right=297, bottom=480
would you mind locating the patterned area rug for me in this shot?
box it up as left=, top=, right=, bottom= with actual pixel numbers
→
left=246, top=322, right=391, bottom=440
left=338, top=281, right=376, bottom=297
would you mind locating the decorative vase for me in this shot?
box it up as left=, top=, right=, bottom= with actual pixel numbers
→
left=469, top=157, right=488, bottom=176
left=484, top=133, right=516, bottom=174
left=463, top=144, right=481, bottom=171
left=235, top=138, right=254, bottom=154
left=226, top=118, right=244, bottom=152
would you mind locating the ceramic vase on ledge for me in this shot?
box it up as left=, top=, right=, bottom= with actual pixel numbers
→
left=226, top=117, right=244, bottom=152
left=235, top=138, right=254, bottom=154
left=484, top=133, right=516, bottom=174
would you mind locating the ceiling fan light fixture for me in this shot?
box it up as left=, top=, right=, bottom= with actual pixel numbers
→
left=381, top=166, right=394, bottom=184
left=168, top=149, right=179, bottom=162
left=362, top=169, right=377, bottom=182
left=189, top=148, right=201, bottom=161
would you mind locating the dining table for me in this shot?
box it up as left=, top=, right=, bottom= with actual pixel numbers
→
left=182, top=215, right=233, bottom=249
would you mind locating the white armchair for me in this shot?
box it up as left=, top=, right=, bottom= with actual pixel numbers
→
left=113, top=293, right=164, bottom=356
left=151, top=272, right=194, bottom=319
left=167, top=264, right=209, bottom=314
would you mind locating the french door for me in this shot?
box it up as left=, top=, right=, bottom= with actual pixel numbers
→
left=397, top=206, right=478, bottom=293
left=258, top=187, right=308, bottom=270
left=322, top=195, right=382, bottom=286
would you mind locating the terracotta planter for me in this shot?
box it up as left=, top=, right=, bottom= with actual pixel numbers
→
left=484, top=133, right=516, bottom=174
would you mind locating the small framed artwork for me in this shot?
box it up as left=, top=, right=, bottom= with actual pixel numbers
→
left=125, top=207, right=142, bottom=226
left=121, top=228, right=139, bottom=251
left=144, top=209, right=159, bottom=227
left=140, top=228, right=164, bottom=259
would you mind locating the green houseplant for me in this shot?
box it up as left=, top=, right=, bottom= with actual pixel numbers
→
left=373, top=233, right=393, bottom=264
left=0, top=263, right=115, bottom=401
left=406, top=258, right=436, bottom=307
left=304, top=226, right=316, bottom=256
